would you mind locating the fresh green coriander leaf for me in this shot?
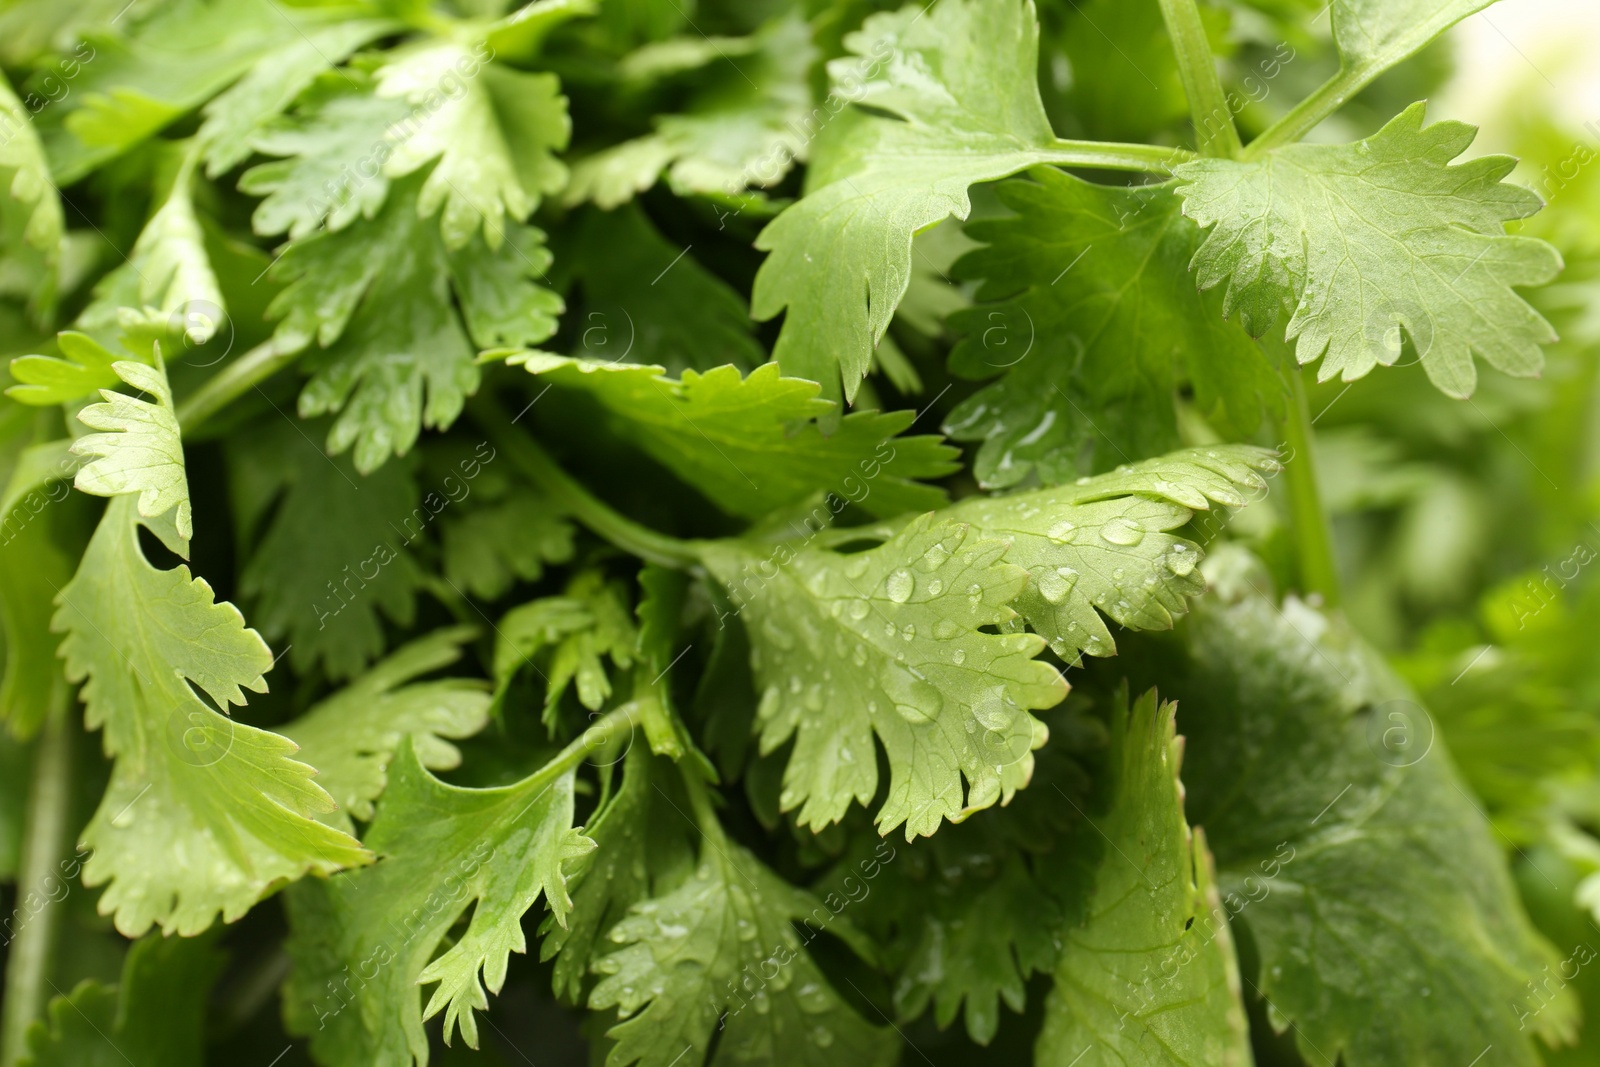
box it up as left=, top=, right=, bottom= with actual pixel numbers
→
left=198, top=19, right=392, bottom=176
left=1329, top=0, right=1501, bottom=90
left=751, top=0, right=1089, bottom=407
left=442, top=492, right=575, bottom=600
left=506, top=354, right=958, bottom=518
left=376, top=42, right=569, bottom=249
left=700, top=513, right=1068, bottom=838
left=6, top=332, right=124, bottom=406
left=553, top=204, right=764, bottom=373
left=0, top=439, right=76, bottom=737
left=494, top=571, right=637, bottom=726
left=230, top=419, right=423, bottom=681
left=71, top=358, right=192, bottom=545
left=947, top=170, right=1281, bottom=487
left=565, top=12, right=816, bottom=208
left=58, top=497, right=371, bottom=936
left=20, top=930, right=224, bottom=1067
left=284, top=740, right=593, bottom=1063
left=940, top=444, right=1280, bottom=661
left=283, top=626, right=491, bottom=832
left=540, top=747, right=697, bottom=1002
left=0, top=68, right=62, bottom=266
left=125, top=157, right=224, bottom=344
left=238, top=72, right=411, bottom=240
left=51, top=0, right=347, bottom=181
left=592, top=824, right=898, bottom=1067
left=1036, top=689, right=1251, bottom=1066
left=1152, top=571, right=1578, bottom=1067
left=1176, top=103, right=1563, bottom=397
left=268, top=175, right=561, bottom=471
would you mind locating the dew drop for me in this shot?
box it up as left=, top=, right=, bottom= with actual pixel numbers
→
left=926, top=578, right=944, bottom=596
left=933, top=619, right=961, bottom=640
left=901, top=623, right=916, bottom=641
left=1167, top=549, right=1197, bottom=577
left=848, top=599, right=870, bottom=620
left=952, top=649, right=966, bottom=665
left=1101, top=518, right=1145, bottom=546
left=1034, top=566, right=1074, bottom=605
left=1046, top=520, right=1077, bottom=544
left=921, top=542, right=951, bottom=570
left=812, top=1026, right=835, bottom=1048
left=885, top=568, right=914, bottom=603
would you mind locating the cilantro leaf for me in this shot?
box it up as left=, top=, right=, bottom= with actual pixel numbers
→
left=282, top=626, right=491, bottom=832
left=19, top=930, right=223, bottom=1067
left=553, top=204, right=763, bottom=373
left=56, top=356, right=368, bottom=936
left=493, top=571, right=637, bottom=726
left=507, top=354, right=958, bottom=519
left=6, top=333, right=126, bottom=407
left=946, top=170, right=1281, bottom=487
left=540, top=747, right=697, bottom=1002
left=284, top=740, right=593, bottom=1063
left=565, top=12, right=816, bottom=207
left=0, top=67, right=63, bottom=303
left=375, top=42, right=569, bottom=249
left=71, top=359, right=193, bottom=545
left=0, top=439, right=76, bottom=737
left=230, top=418, right=424, bottom=681
left=58, top=496, right=370, bottom=937
left=1137, top=565, right=1579, bottom=1066
left=751, top=0, right=1096, bottom=406
left=701, top=513, right=1068, bottom=838
left=941, top=444, right=1280, bottom=661
left=238, top=72, right=411, bottom=240
left=125, top=156, right=224, bottom=345
left=1036, top=689, right=1251, bottom=1066
left=442, top=492, right=575, bottom=601
left=197, top=19, right=392, bottom=176
left=266, top=175, right=561, bottom=472
left=1176, top=103, right=1563, bottom=397
left=592, top=820, right=898, bottom=1067
left=1329, top=0, right=1501, bottom=95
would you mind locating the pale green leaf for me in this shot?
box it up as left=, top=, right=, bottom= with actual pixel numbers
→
left=1176, top=103, right=1563, bottom=397
left=126, top=159, right=224, bottom=343
left=71, top=358, right=192, bottom=545
left=1036, top=690, right=1251, bottom=1067
left=284, top=740, right=593, bottom=1063
left=701, top=513, right=1068, bottom=838
left=283, top=626, right=491, bottom=832
left=56, top=496, right=370, bottom=936
left=0, top=67, right=63, bottom=261
left=376, top=43, right=569, bottom=249
left=1330, top=0, right=1500, bottom=86
left=494, top=571, right=637, bottom=726
left=506, top=354, right=958, bottom=518
left=239, top=73, right=410, bottom=240
left=6, top=332, right=126, bottom=406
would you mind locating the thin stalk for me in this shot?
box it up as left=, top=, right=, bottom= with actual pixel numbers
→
left=0, top=684, right=73, bottom=1067
left=175, top=335, right=302, bottom=437
left=1244, top=66, right=1367, bottom=158
left=1277, top=364, right=1340, bottom=605
left=1046, top=139, right=1197, bottom=174
left=469, top=394, right=703, bottom=570
left=1157, top=0, right=1242, bottom=158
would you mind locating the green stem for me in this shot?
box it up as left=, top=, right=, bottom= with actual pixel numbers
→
left=0, top=684, right=73, bottom=1067
left=1277, top=363, right=1340, bottom=606
left=1244, top=66, right=1367, bottom=158
left=1046, top=139, right=1197, bottom=174
left=545, top=703, right=641, bottom=783
left=469, top=394, right=703, bottom=570
left=175, top=335, right=302, bottom=438
left=1157, top=0, right=1242, bottom=158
